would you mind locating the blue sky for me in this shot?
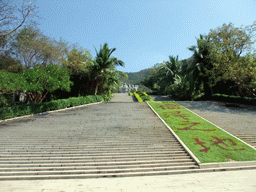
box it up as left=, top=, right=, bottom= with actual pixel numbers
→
left=35, top=0, right=256, bottom=72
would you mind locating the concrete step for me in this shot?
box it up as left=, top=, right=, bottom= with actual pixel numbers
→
left=0, top=150, right=185, bottom=158
left=3, top=165, right=256, bottom=180
left=0, top=145, right=182, bottom=151
left=0, top=154, right=190, bottom=163
left=0, top=141, right=180, bottom=146
left=0, top=147, right=183, bottom=154
left=0, top=138, right=179, bottom=141
left=0, top=155, right=191, bottom=164
left=0, top=165, right=199, bottom=176
left=0, top=151, right=187, bottom=160
left=0, top=159, right=194, bottom=168
left=0, top=148, right=183, bottom=154
left=0, top=143, right=181, bottom=147
left=0, top=162, right=197, bottom=172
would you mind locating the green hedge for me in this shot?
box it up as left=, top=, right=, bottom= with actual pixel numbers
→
left=0, top=95, right=103, bottom=120
left=134, top=92, right=143, bottom=102
left=134, top=91, right=154, bottom=102
left=211, top=94, right=256, bottom=105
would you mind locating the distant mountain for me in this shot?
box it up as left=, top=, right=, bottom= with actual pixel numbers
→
left=118, top=68, right=155, bottom=93
left=119, top=68, right=155, bottom=85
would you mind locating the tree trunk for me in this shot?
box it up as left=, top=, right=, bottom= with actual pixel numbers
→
left=94, top=83, right=98, bottom=95
left=39, top=90, right=49, bottom=103
left=12, top=91, right=16, bottom=105
left=203, top=78, right=213, bottom=99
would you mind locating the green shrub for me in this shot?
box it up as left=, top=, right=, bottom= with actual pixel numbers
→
left=0, top=95, right=103, bottom=120
left=0, top=95, right=11, bottom=107
left=211, top=94, right=256, bottom=105
left=134, top=92, right=143, bottom=102
left=133, top=91, right=154, bottom=102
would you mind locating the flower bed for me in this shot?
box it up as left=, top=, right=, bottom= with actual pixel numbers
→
left=148, top=101, right=256, bottom=163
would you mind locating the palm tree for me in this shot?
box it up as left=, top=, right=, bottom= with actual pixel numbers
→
left=90, top=43, right=125, bottom=95
left=157, top=55, right=182, bottom=95
left=188, top=34, right=213, bottom=98
left=98, top=67, right=128, bottom=99
left=160, top=56, right=180, bottom=80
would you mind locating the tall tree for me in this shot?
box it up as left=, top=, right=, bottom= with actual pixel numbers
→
left=205, top=22, right=256, bottom=97
left=0, top=0, right=38, bottom=37
left=61, top=47, right=94, bottom=97
left=23, top=64, right=73, bottom=103
left=98, top=67, right=127, bottom=96
left=90, top=43, right=125, bottom=95
left=157, top=56, right=181, bottom=95
left=188, top=34, right=213, bottom=98
left=11, top=26, right=67, bottom=70
left=62, top=47, right=93, bottom=77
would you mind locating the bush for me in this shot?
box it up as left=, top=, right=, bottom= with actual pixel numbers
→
left=134, top=92, right=143, bottom=102
left=133, top=91, right=154, bottom=102
left=0, top=95, right=103, bottom=120
left=0, top=94, right=12, bottom=107
left=211, top=94, right=256, bottom=105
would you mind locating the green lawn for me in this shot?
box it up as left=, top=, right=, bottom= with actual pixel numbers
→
left=148, top=101, right=256, bottom=163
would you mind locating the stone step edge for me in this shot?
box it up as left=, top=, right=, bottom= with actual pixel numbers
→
left=0, top=162, right=197, bottom=171
left=0, top=156, right=191, bottom=164
left=0, top=138, right=178, bottom=141
left=0, top=151, right=186, bottom=157
left=0, top=154, right=190, bottom=162
left=0, top=159, right=194, bottom=167
left=0, top=141, right=180, bottom=145
left=0, top=146, right=182, bottom=150
left=200, top=160, right=256, bottom=169
left=0, top=148, right=184, bottom=154
left=0, top=148, right=183, bottom=153
left=0, top=165, right=256, bottom=180
left=0, top=165, right=199, bottom=176
left=0, top=151, right=187, bottom=159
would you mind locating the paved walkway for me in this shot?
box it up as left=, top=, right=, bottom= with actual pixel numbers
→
left=2, top=169, right=256, bottom=192
left=0, top=93, right=256, bottom=191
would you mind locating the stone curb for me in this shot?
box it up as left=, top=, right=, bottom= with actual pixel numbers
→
left=0, top=102, right=103, bottom=123
left=146, top=101, right=201, bottom=166
left=147, top=101, right=256, bottom=171
left=200, top=161, right=256, bottom=169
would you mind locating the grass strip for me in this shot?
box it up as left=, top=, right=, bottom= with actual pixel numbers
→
left=148, top=101, right=256, bottom=163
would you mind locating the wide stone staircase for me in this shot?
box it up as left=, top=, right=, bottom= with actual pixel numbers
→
left=0, top=99, right=199, bottom=180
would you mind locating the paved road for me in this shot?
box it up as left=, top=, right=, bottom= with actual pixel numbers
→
left=0, top=93, right=256, bottom=191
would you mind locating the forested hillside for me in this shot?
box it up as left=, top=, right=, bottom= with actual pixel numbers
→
left=118, top=68, right=155, bottom=93
left=119, top=68, right=155, bottom=85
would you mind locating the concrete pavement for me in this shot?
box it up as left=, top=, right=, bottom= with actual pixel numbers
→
left=1, top=169, right=256, bottom=192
